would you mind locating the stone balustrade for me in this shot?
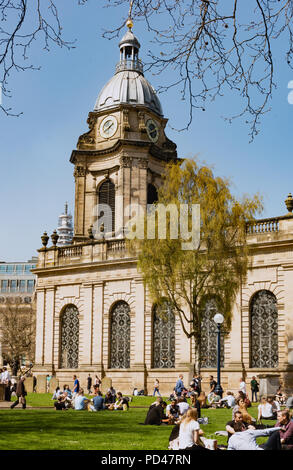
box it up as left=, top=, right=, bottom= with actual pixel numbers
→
left=36, top=214, right=293, bottom=269
left=246, top=217, right=280, bottom=234
left=37, top=239, right=130, bottom=269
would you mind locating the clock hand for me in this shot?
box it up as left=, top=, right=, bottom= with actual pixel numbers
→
left=104, top=121, right=114, bottom=132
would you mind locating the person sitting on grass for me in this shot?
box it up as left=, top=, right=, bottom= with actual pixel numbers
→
left=63, top=384, right=72, bottom=398
left=177, top=396, right=190, bottom=416
left=109, top=386, right=116, bottom=401
left=197, top=391, right=208, bottom=409
left=54, top=394, right=67, bottom=411
left=232, top=397, right=255, bottom=425
left=190, top=392, right=201, bottom=419
left=275, top=386, right=286, bottom=405
left=226, top=411, right=254, bottom=442
left=62, top=391, right=73, bottom=409
left=104, top=390, right=116, bottom=408
left=166, top=398, right=180, bottom=424
left=207, top=392, right=221, bottom=407
left=52, top=386, right=62, bottom=400
left=219, top=391, right=235, bottom=409
left=144, top=400, right=168, bottom=425
left=89, top=390, right=105, bottom=412
left=237, top=390, right=251, bottom=408
left=257, top=396, right=275, bottom=422
left=275, top=409, right=293, bottom=449
left=112, top=392, right=129, bottom=411
left=178, top=408, right=209, bottom=451
left=73, top=389, right=89, bottom=410
left=267, top=396, right=280, bottom=418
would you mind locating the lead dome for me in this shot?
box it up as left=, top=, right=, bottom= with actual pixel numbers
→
left=94, top=29, right=163, bottom=116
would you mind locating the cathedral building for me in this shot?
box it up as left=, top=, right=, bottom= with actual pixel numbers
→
left=33, top=25, right=293, bottom=395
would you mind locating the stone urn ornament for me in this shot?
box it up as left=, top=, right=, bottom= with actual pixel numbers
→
left=41, top=232, right=49, bottom=247
left=285, top=193, right=293, bottom=214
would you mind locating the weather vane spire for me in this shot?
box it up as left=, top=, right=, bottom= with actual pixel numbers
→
left=126, top=0, right=134, bottom=30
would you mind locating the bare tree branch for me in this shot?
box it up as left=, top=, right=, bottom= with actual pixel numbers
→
left=0, top=0, right=75, bottom=116
left=103, top=0, right=293, bottom=140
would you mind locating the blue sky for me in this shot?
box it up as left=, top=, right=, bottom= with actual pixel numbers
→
left=1, top=1, right=293, bottom=262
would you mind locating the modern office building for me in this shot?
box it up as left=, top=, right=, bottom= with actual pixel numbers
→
left=0, top=258, right=37, bottom=365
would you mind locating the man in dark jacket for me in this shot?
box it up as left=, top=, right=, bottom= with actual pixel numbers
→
left=144, top=401, right=167, bottom=425
left=87, top=374, right=92, bottom=394
left=10, top=376, right=27, bottom=409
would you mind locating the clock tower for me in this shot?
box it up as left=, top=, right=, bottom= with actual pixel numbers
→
left=71, top=24, right=177, bottom=242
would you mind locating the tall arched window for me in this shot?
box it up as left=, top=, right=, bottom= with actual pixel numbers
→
left=250, top=290, right=278, bottom=368
left=60, top=305, right=79, bottom=369
left=147, top=184, right=158, bottom=205
left=110, top=301, right=131, bottom=369
left=98, top=179, right=115, bottom=233
left=200, top=297, right=224, bottom=369
left=153, top=302, right=175, bottom=368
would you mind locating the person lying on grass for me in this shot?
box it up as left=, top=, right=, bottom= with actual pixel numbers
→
left=227, top=426, right=282, bottom=450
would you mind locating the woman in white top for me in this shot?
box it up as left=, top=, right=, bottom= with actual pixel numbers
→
left=239, top=378, right=247, bottom=395
left=178, top=408, right=206, bottom=450
left=257, top=396, right=274, bottom=421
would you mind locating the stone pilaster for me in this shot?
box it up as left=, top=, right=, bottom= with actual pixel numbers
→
left=35, top=288, right=45, bottom=366
left=43, top=287, right=55, bottom=370
left=225, top=289, right=244, bottom=390
left=92, top=282, right=104, bottom=374
left=80, top=283, right=93, bottom=367
left=132, top=278, right=146, bottom=390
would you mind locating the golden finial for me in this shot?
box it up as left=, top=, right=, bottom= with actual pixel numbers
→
left=126, top=0, right=134, bottom=30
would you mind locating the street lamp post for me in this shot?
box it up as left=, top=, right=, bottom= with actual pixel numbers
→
left=213, top=313, right=224, bottom=398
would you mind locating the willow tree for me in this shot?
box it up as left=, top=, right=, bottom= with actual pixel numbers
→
left=129, top=159, right=262, bottom=371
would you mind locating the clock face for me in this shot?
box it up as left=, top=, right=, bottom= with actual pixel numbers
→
left=146, top=119, right=159, bottom=143
left=100, top=116, right=118, bottom=139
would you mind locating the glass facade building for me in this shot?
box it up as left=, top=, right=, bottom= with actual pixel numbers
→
left=0, top=258, right=37, bottom=303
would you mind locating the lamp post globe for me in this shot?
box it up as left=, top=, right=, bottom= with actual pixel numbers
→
left=213, top=313, right=224, bottom=398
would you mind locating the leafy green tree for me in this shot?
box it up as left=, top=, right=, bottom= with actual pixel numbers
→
left=130, top=159, right=262, bottom=371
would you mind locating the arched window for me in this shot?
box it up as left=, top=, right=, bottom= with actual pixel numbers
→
left=250, top=290, right=278, bottom=368
left=200, top=297, right=224, bottom=369
left=153, top=302, right=175, bottom=368
left=60, top=305, right=79, bottom=369
left=110, top=301, right=131, bottom=369
left=98, top=179, right=115, bottom=233
left=147, top=184, right=158, bottom=205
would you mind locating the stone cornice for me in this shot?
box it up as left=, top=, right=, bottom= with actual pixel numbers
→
left=70, top=139, right=177, bottom=164
left=33, top=257, right=138, bottom=277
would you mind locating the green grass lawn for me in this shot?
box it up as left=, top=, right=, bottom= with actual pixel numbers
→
left=0, top=395, right=276, bottom=450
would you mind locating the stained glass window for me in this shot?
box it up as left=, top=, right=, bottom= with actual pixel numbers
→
left=60, top=305, right=79, bottom=369
left=250, top=290, right=278, bottom=368
left=153, top=302, right=175, bottom=368
left=110, top=301, right=131, bottom=369
left=200, top=297, right=224, bottom=369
